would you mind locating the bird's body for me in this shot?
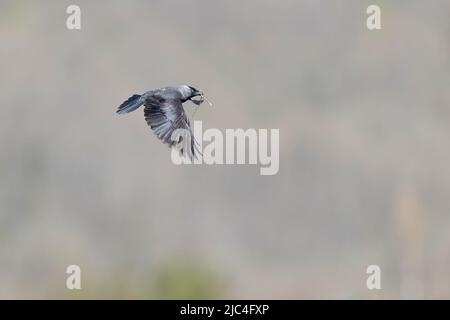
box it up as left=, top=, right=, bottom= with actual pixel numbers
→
left=116, top=85, right=210, bottom=158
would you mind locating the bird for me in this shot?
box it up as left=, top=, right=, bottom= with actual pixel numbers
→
left=116, top=85, right=212, bottom=159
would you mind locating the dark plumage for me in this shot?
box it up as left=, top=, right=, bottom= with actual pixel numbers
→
left=116, top=85, right=211, bottom=159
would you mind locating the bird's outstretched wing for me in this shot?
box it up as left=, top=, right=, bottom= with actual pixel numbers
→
left=143, top=93, right=199, bottom=159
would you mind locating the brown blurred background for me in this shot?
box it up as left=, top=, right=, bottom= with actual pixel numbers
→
left=1, top=0, right=449, bottom=299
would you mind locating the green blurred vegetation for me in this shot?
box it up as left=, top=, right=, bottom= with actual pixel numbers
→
left=61, top=257, right=227, bottom=300
left=150, top=258, right=227, bottom=299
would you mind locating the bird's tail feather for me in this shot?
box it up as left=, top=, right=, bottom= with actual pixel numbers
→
left=116, top=94, right=144, bottom=114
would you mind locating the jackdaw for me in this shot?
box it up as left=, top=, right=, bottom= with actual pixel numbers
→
left=116, top=85, right=212, bottom=159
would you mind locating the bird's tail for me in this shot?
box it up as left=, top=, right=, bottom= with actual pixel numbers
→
left=116, top=94, right=144, bottom=114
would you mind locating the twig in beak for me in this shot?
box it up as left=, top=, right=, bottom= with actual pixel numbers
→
left=201, top=94, right=213, bottom=107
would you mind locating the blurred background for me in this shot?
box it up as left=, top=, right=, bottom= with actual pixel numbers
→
left=1, top=0, right=449, bottom=299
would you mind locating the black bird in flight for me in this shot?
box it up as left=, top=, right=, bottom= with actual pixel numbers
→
left=116, top=85, right=212, bottom=158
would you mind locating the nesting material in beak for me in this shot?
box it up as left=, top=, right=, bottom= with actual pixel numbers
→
left=200, top=93, right=213, bottom=107
left=190, top=93, right=213, bottom=106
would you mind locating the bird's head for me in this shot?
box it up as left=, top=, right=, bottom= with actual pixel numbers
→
left=180, top=85, right=213, bottom=106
